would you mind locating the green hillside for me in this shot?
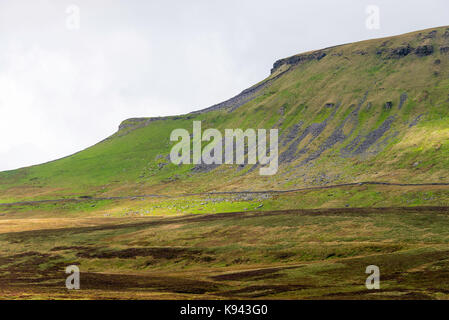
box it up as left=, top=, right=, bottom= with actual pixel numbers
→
left=2, top=26, right=449, bottom=204
left=2, top=26, right=449, bottom=301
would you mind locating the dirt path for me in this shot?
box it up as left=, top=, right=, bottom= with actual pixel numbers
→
left=1, top=181, right=449, bottom=207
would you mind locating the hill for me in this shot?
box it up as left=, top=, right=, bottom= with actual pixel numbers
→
left=1, top=26, right=449, bottom=301
left=1, top=26, right=449, bottom=206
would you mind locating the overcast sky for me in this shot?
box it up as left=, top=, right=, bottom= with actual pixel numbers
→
left=0, top=0, right=448, bottom=171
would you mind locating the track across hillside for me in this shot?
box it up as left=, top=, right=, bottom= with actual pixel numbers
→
left=1, top=181, right=449, bottom=207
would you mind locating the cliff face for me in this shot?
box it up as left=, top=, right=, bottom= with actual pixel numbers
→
left=271, top=50, right=327, bottom=74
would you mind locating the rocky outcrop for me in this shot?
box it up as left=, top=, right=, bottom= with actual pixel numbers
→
left=271, top=51, right=327, bottom=74
left=415, top=45, right=434, bottom=57
left=440, top=47, right=449, bottom=54
left=352, top=116, right=396, bottom=155
left=399, top=93, right=408, bottom=110
left=418, top=30, right=437, bottom=40
left=385, top=44, right=435, bottom=59
left=279, top=103, right=339, bottom=164
left=190, top=81, right=271, bottom=114
left=388, top=45, right=413, bottom=58
left=118, top=118, right=155, bottom=131
left=118, top=115, right=192, bottom=133
left=409, top=114, right=425, bottom=128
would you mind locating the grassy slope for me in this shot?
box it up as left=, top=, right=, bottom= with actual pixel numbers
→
left=1, top=207, right=449, bottom=299
left=1, top=27, right=449, bottom=300
left=1, top=26, right=449, bottom=204
left=1, top=184, right=448, bottom=220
